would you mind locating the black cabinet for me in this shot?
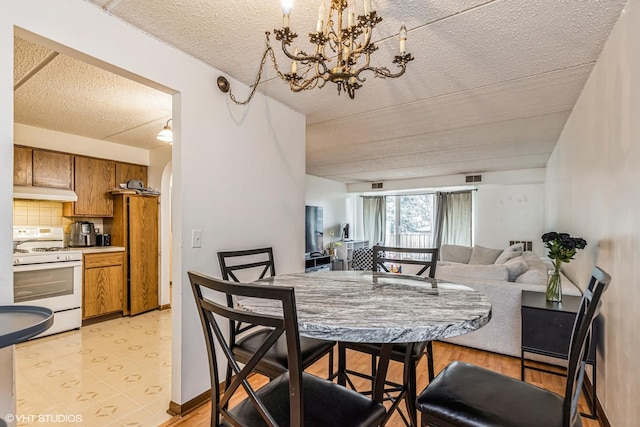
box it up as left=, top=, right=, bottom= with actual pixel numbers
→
left=305, top=255, right=331, bottom=273
left=521, top=290, right=597, bottom=419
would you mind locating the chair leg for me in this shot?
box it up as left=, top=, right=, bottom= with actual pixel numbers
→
left=426, top=341, right=435, bottom=381
left=327, top=347, right=334, bottom=380
left=338, top=343, right=347, bottom=386
left=406, top=359, right=418, bottom=427
left=371, top=353, right=377, bottom=392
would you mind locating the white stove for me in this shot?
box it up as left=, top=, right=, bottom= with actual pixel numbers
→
left=13, top=226, right=83, bottom=338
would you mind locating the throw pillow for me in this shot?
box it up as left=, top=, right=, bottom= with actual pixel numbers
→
left=469, top=245, right=504, bottom=265
left=515, top=269, right=547, bottom=286
left=521, top=251, right=548, bottom=275
left=503, top=256, right=528, bottom=281
left=494, top=243, right=524, bottom=264
left=440, top=244, right=472, bottom=264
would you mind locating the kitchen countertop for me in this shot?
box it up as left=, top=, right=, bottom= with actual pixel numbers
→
left=77, top=246, right=125, bottom=254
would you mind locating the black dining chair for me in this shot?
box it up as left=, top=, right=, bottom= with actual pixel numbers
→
left=416, top=266, right=611, bottom=427
left=339, top=245, right=440, bottom=427
left=189, top=271, right=387, bottom=427
left=217, top=248, right=335, bottom=382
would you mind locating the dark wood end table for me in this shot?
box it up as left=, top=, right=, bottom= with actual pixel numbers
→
left=520, top=290, right=597, bottom=419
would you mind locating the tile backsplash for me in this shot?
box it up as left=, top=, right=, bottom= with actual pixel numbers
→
left=13, top=200, right=104, bottom=234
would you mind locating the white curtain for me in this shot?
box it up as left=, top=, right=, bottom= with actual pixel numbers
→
left=363, top=196, right=386, bottom=246
left=434, top=191, right=472, bottom=248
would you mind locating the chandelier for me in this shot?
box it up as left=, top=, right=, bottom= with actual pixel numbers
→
left=217, top=0, right=414, bottom=104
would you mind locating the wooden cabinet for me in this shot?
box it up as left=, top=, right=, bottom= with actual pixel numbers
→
left=32, top=150, right=72, bottom=189
left=14, top=146, right=73, bottom=189
left=115, top=162, right=148, bottom=188
left=106, top=194, right=159, bottom=315
left=83, top=252, right=124, bottom=320
left=13, top=146, right=32, bottom=186
left=64, top=156, right=115, bottom=217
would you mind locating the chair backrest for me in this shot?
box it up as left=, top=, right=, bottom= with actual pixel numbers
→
left=563, top=266, right=611, bottom=427
left=217, top=247, right=276, bottom=282
left=188, top=271, right=304, bottom=427
left=372, top=245, right=439, bottom=278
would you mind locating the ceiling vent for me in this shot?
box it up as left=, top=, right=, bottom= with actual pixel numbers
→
left=465, top=174, right=482, bottom=183
left=371, top=182, right=383, bottom=189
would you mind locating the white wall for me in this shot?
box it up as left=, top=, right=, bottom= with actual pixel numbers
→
left=1, top=0, right=305, bottom=415
left=305, top=174, right=349, bottom=249
left=545, top=1, right=639, bottom=424
left=475, top=183, right=546, bottom=254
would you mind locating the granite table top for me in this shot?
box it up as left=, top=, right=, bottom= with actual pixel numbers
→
left=239, top=270, right=492, bottom=344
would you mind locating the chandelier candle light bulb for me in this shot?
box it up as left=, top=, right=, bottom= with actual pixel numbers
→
left=291, top=47, right=299, bottom=74
left=400, top=23, right=407, bottom=53
left=317, top=3, right=326, bottom=32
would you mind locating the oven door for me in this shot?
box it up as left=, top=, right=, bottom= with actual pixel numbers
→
left=13, top=261, right=82, bottom=311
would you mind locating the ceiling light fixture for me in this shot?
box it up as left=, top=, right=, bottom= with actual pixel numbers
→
left=217, top=0, right=413, bottom=104
left=156, top=118, right=173, bottom=143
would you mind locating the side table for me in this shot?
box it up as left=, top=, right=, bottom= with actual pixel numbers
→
left=520, top=290, right=597, bottom=419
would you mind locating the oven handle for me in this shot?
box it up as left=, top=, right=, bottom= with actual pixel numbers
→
left=13, top=261, right=83, bottom=272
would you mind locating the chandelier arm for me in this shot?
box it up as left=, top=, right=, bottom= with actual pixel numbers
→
left=354, top=64, right=408, bottom=81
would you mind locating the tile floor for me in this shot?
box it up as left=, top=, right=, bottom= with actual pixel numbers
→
left=15, top=310, right=172, bottom=426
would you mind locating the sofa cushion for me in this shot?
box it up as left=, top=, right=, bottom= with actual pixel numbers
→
left=494, top=243, right=524, bottom=264
left=469, top=245, right=504, bottom=265
left=515, top=269, right=547, bottom=286
left=440, top=245, right=472, bottom=264
left=437, top=263, right=509, bottom=282
left=503, top=256, right=529, bottom=281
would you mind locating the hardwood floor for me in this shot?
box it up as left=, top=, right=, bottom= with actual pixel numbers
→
left=162, top=341, right=601, bottom=427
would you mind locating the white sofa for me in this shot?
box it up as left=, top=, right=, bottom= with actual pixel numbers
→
left=430, top=244, right=582, bottom=358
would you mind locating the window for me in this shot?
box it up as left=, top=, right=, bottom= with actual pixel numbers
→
left=385, top=194, right=435, bottom=248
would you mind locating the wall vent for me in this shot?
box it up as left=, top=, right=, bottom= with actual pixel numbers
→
left=465, top=174, right=482, bottom=183
left=371, top=182, right=383, bottom=189
left=510, top=240, right=533, bottom=251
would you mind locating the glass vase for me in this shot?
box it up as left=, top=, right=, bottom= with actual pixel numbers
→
left=546, top=267, right=562, bottom=302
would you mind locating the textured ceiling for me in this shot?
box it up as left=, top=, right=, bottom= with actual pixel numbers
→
left=15, top=0, right=627, bottom=182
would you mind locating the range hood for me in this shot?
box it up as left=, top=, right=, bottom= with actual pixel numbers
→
left=13, top=186, right=78, bottom=202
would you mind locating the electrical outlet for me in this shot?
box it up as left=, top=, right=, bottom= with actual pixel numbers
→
left=191, top=229, right=203, bottom=248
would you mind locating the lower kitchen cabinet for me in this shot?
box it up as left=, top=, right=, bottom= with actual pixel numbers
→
left=83, top=252, right=124, bottom=320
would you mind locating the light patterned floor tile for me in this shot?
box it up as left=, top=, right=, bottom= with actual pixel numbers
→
left=16, top=309, right=172, bottom=427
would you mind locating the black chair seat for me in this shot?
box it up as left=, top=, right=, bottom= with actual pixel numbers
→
left=234, top=329, right=336, bottom=379
left=416, top=361, right=579, bottom=427
left=225, top=372, right=386, bottom=427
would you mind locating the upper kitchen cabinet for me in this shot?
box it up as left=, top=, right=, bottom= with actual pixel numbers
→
left=13, top=146, right=73, bottom=189
left=32, top=150, right=73, bottom=189
left=13, top=146, right=32, bottom=186
left=64, top=156, right=115, bottom=217
left=115, top=162, right=147, bottom=188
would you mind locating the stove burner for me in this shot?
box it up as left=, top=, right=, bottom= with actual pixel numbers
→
left=31, top=247, right=70, bottom=252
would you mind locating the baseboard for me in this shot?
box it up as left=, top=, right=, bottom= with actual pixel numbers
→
left=81, top=312, right=123, bottom=326
left=159, top=303, right=171, bottom=310
left=167, top=389, right=211, bottom=417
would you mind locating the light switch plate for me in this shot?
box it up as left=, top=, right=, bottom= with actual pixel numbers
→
left=191, top=229, right=203, bottom=248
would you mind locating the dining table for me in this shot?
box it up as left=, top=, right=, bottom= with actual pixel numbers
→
left=238, top=269, right=492, bottom=408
